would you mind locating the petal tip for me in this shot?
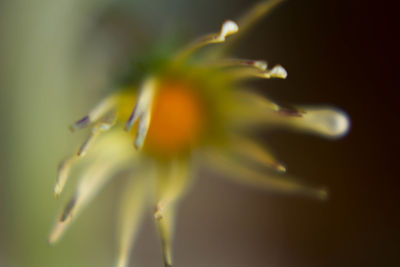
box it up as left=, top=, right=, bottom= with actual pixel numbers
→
left=221, top=20, right=239, bottom=38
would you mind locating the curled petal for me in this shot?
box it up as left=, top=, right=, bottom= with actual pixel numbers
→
left=228, top=64, right=287, bottom=80
left=174, top=20, right=239, bottom=62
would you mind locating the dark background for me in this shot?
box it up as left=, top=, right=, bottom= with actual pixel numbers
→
left=163, top=1, right=399, bottom=266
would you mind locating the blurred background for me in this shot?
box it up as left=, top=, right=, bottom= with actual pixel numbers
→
left=0, top=0, right=398, bottom=266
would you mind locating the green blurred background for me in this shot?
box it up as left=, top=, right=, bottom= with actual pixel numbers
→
left=0, top=0, right=398, bottom=266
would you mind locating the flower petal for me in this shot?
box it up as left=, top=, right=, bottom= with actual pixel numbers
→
left=289, top=106, right=350, bottom=138
left=70, top=94, right=119, bottom=131
left=228, top=64, right=287, bottom=80
left=202, top=58, right=268, bottom=71
left=155, top=206, right=176, bottom=267
left=125, top=77, right=157, bottom=149
left=204, top=149, right=328, bottom=200
left=174, top=20, right=239, bottom=62
left=77, top=114, right=117, bottom=157
left=228, top=135, right=286, bottom=173
left=54, top=157, right=75, bottom=200
left=115, top=173, right=149, bottom=267
left=49, top=132, right=136, bottom=244
left=230, top=92, right=350, bottom=139
left=54, top=116, right=120, bottom=199
left=153, top=160, right=193, bottom=267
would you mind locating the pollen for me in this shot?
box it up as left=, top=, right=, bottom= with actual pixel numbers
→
left=144, top=79, right=206, bottom=156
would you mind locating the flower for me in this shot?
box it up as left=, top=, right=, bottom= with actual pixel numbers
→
left=49, top=1, right=350, bottom=266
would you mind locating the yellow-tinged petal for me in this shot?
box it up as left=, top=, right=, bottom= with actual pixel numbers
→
left=228, top=63, right=287, bottom=80
left=229, top=135, right=286, bottom=173
left=230, top=92, right=350, bottom=139
left=77, top=114, right=117, bottom=157
left=50, top=162, right=117, bottom=244
left=54, top=157, right=75, bottom=199
left=155, top=206, right=176, bottom=267
left=204, top=149, right=328, bottom=200
left=153, top=160, right=193, bottom=267
left=70, top=94, right=119, bottom=131
left=154, top=160, right=193, bottom=219
left=115, top=172, right=150, bottom=267
left=49, top=132, right=136, bottom=244
left=265, top=106, right=351, bottom=139
left=290, top=107, right=350, bottom=138
left=233, top=90, right=280, bottom=112
left=203, top=58, right=268, bottom=71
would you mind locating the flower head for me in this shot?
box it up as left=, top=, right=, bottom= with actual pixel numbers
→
left=49, top=1, right=350, bottom=266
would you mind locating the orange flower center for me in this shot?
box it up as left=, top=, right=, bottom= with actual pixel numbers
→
left=144, top=80, right=206, bottom=157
